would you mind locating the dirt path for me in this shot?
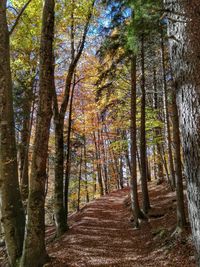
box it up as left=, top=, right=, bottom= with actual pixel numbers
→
left=46, top=184, right=196, bottom=267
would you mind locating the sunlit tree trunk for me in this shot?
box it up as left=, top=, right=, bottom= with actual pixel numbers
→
left=0, top=1, right=25, bottom=266
left=20, top=1, right=55, bottom=266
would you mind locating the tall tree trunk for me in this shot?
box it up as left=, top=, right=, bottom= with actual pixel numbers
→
left=0, top=1, right=25, bottom=265
left=20, top=84, right=36, bottom=202
left=160, top=28, right=175, bottom=189
left=20, top=1, right=55, bottom=266
left=171, top=83, right=187, bottom=229
left=54, top=119, right=67, bottom=236
left=64, top=75, right=76, bottom=222
left=130, top=55, right=142, bottom=228
left=140, top=34, right=150, bottom=213
left=153, top=66, right=164, bottom=183
left=164, top=1, right=200, bottom=263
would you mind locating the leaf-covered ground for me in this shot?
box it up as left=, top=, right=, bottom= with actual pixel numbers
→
left=45, top=183, right=196, bottom=267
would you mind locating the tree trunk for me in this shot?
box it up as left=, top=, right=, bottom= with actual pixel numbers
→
left=164, top=0, right=200, bottom=263
left=20, top=1, right=55, bottom=266
left=171, top=83, right=187, bottom=228
left=160, top=28, right=175, bottom=189
left=20, top=84, right=36, bottom=202
left=93, top=131, right=104, bottom=196
left=54, top=119, right=67, bottom=236
left=100, top=129, right=109, bottom=194
left=83, top=135, right=89, bottom=203
left=64, top=74, right=76, bottom=223
left=153, top=66, right=164, bottom=183
left=77, top=148, right=83, bottom=212
left=53, top=1, right=94, bottom=233
left=140, top=34, right=150, bottom=213
left=130, top=55, right=142, bottom=228
left=0, top=2, right=25, bottom=266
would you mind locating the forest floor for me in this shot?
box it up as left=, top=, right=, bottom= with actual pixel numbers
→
left=0, top=182, right=196, bottom=267
left=45, top=182, right=196, bottom=267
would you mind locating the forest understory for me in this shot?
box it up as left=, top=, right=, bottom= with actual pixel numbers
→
left=1, top=182, right=193, bottom=267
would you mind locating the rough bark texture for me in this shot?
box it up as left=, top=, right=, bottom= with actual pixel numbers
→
left=164, top=0, right=200, bottom=264
left=20, top=1, right=55, bottom=266
left=0, top=1, right=25, bottom=266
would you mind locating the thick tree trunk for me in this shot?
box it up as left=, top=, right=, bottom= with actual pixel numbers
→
left=164, top=0, right=200, bottom=263
left=0, top=2, right=25, bottom=266
left=20, top=1, right=55, bottom=266
left=140, top=34, right=150, bottom=213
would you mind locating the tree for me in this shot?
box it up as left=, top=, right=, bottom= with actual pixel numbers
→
left=53, top=0, right=95, bottom=236
left=164, top=0, right=200, bottom=264
left=0, top=1, right=25, bottom=266
left=20, top=0, right=55, bottom=266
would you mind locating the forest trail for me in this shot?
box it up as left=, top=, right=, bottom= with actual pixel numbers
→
left=46, top=183, right=195, bottom=267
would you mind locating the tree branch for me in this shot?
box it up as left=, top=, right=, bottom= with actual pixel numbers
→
left=9, top=0, right=32, bottom=36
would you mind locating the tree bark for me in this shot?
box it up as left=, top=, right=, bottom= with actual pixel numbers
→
left=64, top=74, right=76, bottom=224
left=77, top=148, right=83, bottom=212
left=160, top=28, right=175, bottom=189
left=171, top=83, right=187, bottom=228
left=0, top=1, right=25, bottom=265
left=20, top=1, right=55, bottom=266
left=140, top=34, right=150, bottom=213
left=130, top=55, right=142, bottom=228
left=164, top=0, right=200, bottom=263
left=93, top=131, right=104, bottom=196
